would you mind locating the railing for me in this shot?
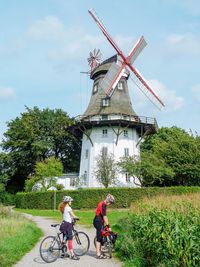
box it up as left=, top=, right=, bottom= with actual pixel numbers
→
left=74, top=114, right=157, bottom=126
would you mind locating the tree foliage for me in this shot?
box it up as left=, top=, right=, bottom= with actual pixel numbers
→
left=1, top=106, right=81, bottom=192
left=25, top=157, right=64, bottom=192
left=94, top=150, right=118, bottom=188
left=119, top=127, right=200, bottom=186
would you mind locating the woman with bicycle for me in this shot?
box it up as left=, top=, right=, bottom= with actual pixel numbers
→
left=93, top=193, right=115, bottom=259
left=59, top=195, right=80, bottom=260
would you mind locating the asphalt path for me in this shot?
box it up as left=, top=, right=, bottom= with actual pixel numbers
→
left=14, top=214, right=122, bottom=267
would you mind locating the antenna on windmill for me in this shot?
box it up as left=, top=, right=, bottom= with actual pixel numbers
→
left=88, top=8, right=165, bottom=110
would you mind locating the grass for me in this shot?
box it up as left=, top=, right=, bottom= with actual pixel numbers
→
left=0, top=206, right=42, bottom=267
left=130, top=192, right=200, bottom=214
left=15, top=208, right=130, bottom=227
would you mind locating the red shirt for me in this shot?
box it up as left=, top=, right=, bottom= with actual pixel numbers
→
left=95, top=201, right=107, bottom=222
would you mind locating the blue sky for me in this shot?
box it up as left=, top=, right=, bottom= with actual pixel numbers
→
left=1, top=0, right=200, bottom=143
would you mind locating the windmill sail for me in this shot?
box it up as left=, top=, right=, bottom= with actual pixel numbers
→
left=130, top=67, right=164, bottom=110
left=128, top=36, right=147, bottom=65
left=98, top=61, right=122, bottom=95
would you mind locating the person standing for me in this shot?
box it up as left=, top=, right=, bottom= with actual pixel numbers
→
left=93, top=194, right=115, bottom=259
left=58, top=195, right=80, bottom=260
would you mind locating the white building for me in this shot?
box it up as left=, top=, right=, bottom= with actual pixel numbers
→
left=70, top=55, right=158, bottom=188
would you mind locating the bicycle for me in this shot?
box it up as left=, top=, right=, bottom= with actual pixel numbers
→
left=94, top=226, right=117, bottom=258
left=39, top=218, right=90, bottom=263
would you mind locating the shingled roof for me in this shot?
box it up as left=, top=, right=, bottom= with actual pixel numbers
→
left=83, top=55, right=137, bottom=117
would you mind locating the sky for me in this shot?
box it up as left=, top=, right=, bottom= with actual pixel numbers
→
left=1, top=0, right=200, bottom=144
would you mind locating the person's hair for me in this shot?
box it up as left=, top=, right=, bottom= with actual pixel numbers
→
left=58, top=202, right=67, bottom=214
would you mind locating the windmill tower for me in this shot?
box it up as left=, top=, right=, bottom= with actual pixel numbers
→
left=70, top=9, right=164, bottom=187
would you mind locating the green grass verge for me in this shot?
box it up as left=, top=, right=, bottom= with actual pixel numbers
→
left=15, top=208, right=130, bottom=228
left=0, top=213, right=42, bottom=267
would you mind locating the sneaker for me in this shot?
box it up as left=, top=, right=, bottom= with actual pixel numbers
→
left=70, top=254, right=80, bottom=260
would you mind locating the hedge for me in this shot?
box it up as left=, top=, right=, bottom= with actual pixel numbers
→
left=15, top=186, right=200, bottom=210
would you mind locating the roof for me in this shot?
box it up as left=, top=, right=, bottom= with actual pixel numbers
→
left=83, top=55, right=137, bottom=117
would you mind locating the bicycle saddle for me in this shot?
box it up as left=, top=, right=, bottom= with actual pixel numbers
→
left=51, top=224, right=60, bottom=227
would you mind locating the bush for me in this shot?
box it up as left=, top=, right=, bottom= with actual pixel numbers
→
left=15, top=186, right=200, bottom=209
left=0, top=192, right=16, bottom=206
left=115, top=194, right=200, bottom=267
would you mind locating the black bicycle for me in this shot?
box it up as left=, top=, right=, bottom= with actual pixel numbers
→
left=39, top=218, right=90, bottom=263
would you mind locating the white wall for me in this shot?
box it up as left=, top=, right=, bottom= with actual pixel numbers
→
left=79, top=126, right=140, bottom=188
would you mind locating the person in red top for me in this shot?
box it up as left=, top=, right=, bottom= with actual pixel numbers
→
left=93, top=194, right=115, bottom=259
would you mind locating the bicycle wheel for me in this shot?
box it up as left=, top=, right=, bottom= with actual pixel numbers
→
left=39, top=236, right=60, bottom=263
left=94, top=236, right=97, bottom=248
left=72, top=231, right=90, bottom=256
left=103, top=240, right=113, bottom=258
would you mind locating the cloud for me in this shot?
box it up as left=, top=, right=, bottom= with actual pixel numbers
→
left=191, top=84, right=200, bottom=102
left=28, top=16, right=66, bottom=41
left=165, top=33, right=200, bottom=56
left=0, top=87, right=15, bottom=101
left=131, top=79, right=184, bottom=113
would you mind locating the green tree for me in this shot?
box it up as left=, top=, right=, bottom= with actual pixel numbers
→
left=118, top=127, right=200, bottom=186
left=1, top=106, right=81, bottom=192
left=142, top=127, right=200, bottom=186
left=25, top=156, right=63, bottom=192
left=118, top=153, right=174, bottom=186
left=94, top=150, right=118, bottom=188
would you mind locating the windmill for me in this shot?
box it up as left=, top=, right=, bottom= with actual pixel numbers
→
left=87, top=48, right=102, bottom=75
left=88, top=8, right=165, bottom=110
left=69, top=9, right=164, bottom=189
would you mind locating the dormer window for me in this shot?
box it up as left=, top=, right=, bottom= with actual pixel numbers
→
left=102, top=98, right=110, bottom=107
left=117, top=81, right=123, bottom=90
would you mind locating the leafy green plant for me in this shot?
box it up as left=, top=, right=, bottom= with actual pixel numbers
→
left=115, top=195, right=200, bottom=267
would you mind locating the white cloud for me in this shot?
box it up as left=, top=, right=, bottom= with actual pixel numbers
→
left=28, top=16, right=66, bottom=41
left=130, top=79, right=184, bottom=113
left=166, top=33, right=200, bottom=56
left=191, top=84, right=200, bottom=102
left=148, top=80, right=184, bottom=112
left=0, top=87, right=15, bottom=101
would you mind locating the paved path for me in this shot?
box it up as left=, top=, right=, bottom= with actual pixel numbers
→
left=14, top=214, right=122, bottom=267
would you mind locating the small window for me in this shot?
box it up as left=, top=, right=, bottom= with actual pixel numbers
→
left=102, top=147, right=108, bottom=156
left=124, top=130, right=128, bottom=137
left=85, top=149, right=89, bottom=159
left=102, top=129, right=108, bottom=137
left=93, top=84, right=98, bottom=94
left=70, top=177, right=76, bottom=187
left=102, top=115, right=108, bottom=120
left=102, top=98, right=110, bottom=107
left=83, top=171, right=87, bottom=185
left=125, top=173, right=130, bottom=183
left=124, top=148, right=129, bottom=157
left=118, top=81, right=123, bottom=90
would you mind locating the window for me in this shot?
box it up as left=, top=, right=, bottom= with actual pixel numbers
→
left=124, top=148, right=129, bottom=157
left=83, top=171, right=87, bottom=185
left=124, top=130, right=128, bottom=137
left=125, top=173, right=130, bottom=183
left=93, top=84, right=98, bottom=94
left=102, top=147, right=108, bottom=156
left=85, top=149, right=89, bottom=159
left=102, top=115, right=108, bottom=120
left=102, top=98, right=110, bottom=107
left=70, top=177, right=76, bottom=187
left=102, top=129, right=108, bottom=137
left=117, top=81, right=123, bottom=90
